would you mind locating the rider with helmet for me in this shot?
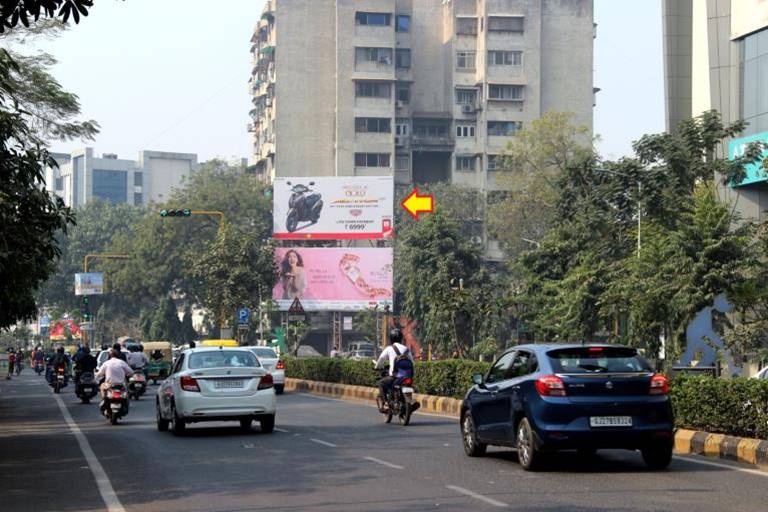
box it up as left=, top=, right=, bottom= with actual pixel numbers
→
left=374, top=328, right=414, bottom=405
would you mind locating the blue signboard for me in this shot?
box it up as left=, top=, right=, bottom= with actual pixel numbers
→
left=728, top=131, right=768, bottom=187
left=40, top=315, right=50, bottom=328
left=237, top=307, right=251, bottom=325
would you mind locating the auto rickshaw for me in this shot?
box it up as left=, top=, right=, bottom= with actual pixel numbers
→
left=143, top=341, right=172, bottom=384
left=200, top=339, right=239, bottom=348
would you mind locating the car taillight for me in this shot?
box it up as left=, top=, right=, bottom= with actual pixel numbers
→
left=180, top=376, right=200, bottom=392
left=535, top=375, right=567, bottom=397
left=258, top=373, right=274, bottom=390
left=275, top=360, right=285, bottom=370
left=649, top=374, right=669, bottom=395
left=401, top=377, right=413, bottom=386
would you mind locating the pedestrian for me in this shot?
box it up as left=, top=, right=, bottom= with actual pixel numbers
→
left=6, top=349, right=15, bottom=380
left=330, top=346, right=339, bottom=358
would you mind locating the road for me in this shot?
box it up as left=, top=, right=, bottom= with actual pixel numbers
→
left=2, top=372, right=768, bottom=512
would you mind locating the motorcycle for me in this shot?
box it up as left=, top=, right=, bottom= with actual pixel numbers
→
left=285, top=181, right=323, bottom=233
left=50, top=366, right=68, bottom=394
left=375, top=370, right=420, bottom=426
left=100, top=384, right=129, bottom=425
left=34, top=361, right=44, bottom=375
left=127, top=371, right=147, bottom=400
left=75, top=372, right=99, bottom=404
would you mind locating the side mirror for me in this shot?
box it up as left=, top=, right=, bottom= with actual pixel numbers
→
left=472, top=373, right=484, bottom=386
left=309, top=181, right=315, bottom=186
left=286, top=181, right=292, bottom=186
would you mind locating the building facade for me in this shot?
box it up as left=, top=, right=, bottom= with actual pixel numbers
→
left=45, top=148, right=199, bottom=208
left=663, top=0, right=768, bottom=221
left=249, top=0, right=595, bottom=188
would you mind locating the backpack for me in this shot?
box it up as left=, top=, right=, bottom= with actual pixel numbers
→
left=392, top=344, right=414, bottom=377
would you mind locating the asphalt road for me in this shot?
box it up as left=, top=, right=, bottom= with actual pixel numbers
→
left=2, top=372, right=768, bottom=512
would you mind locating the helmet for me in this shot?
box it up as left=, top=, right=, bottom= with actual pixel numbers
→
left=57, top=346, right=64, bottom=354
left=388, top=328, right=403, bottom=345
left=83, top=346, right=90, bottom=355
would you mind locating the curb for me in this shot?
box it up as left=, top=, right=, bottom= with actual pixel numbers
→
left=286, top=378, right=768, bottom=471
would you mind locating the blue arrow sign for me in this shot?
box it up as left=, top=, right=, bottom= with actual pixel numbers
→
left=237, top=307, right=251, bottom=325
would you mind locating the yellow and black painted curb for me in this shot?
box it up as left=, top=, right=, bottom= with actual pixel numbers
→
left=286, top=378, right=768, bottom=471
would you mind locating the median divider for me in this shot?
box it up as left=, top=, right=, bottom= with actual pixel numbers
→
left=286, top=377, right=768, bottom=471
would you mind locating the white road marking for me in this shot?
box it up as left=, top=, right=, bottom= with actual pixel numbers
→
left=274, top=427, right=290, bottom=433
left=363, top=456, right=404, bottom=469
left=674, top=455, right=768, bottom=477
left=310, top=438, right=338, bottom=448
left=53, top=393, right=126, bottom=512
left=445, top=485, right=508, bottom=508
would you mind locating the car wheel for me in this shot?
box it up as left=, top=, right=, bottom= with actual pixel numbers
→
left=170, top=404, right=186, bottom=436
left=516, top=418, right=541, bottom=471
left=240, top=418, right=253, bottom=432
left=641, top=444, right=673, bottom=470
left=461, top=412, right=487, bottom=457
left=156, top=402, right=169, bottom=432
left=275, top=384, right=284, bottom=395
left=260, top=414, right=275, bottom=434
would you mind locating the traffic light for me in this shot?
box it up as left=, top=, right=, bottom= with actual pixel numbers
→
left=160, top=208, right=192, bottom=218
left=81, top=296, right=91, bottom=321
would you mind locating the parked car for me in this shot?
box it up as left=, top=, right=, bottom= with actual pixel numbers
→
left=246, top=347, right=285, bottom=394
left=347, top=349, right=375, bottom=361
left=155, top=347, right=276, bottom=436
left=460, top=344, right=674, bottom=471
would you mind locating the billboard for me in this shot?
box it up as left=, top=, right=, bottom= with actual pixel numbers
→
left=273, top=176, right=394, bottom=240
left=273, top=247, right=393, bottom=311
left=74, top=272, right=104, bottom=295
left=49, top=319, right=82, bottom=341
left=728, top=131, right=768, bottom=186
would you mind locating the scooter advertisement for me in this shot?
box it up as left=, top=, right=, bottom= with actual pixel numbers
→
left=272, top=176, right=394, bottom=240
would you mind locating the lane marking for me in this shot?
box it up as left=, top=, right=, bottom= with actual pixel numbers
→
left=310, top=438, right=338, bottom=448
left=445, top=485, right=508, bottom=508
left=674, top=455, right=768, bottom=478
left=53, top=393, right=126, bottom=512
left=363, top=456, right=404, bottom=469
left=274, top=427, right=290, bottom=433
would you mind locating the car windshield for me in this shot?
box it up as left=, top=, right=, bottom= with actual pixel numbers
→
left=250, top=348, right=278, bottom=359
left=547, top=347, right=652, bottom=373
left=187, top=350, right=260, bottom=369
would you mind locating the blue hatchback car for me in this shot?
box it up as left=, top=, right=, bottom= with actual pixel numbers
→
left=460, top=344, right=674, bottom=470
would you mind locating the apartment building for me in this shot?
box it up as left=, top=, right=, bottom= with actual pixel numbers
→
left=45, top=148, right=198, bottom=208
left=249, top=0, right=595, bottom=189
left=663, top=0, right=768, bottom=221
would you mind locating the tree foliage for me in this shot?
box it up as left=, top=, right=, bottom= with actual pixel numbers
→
left=0, top=0, right=111, bottom=32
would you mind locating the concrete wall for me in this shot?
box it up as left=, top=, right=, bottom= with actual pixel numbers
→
left=139, top=151, right=197, bottom=204
left=662, top=0, right=693, bottom=132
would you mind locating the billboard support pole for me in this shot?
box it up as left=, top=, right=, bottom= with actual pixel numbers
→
left=82, top=254, right=129, bottom=348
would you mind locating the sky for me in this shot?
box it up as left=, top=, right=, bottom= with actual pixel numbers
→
left=22, top=0, right=663, bottom=163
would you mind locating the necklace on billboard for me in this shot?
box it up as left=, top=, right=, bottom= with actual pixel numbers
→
left=339, top=253, right=390, bottom=297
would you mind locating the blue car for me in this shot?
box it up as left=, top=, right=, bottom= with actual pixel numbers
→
left=460, top=344, right=674, bottom=470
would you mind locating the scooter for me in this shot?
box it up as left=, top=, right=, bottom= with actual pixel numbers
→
left=285, top=181, right=323, bottom=233
left=100, top=383, right=130, bottom=425
left=375, top=370, right=419, bottom=426
left=127, top=371, right=147, bottom=400
left=75, top=372, right=99, bottom=404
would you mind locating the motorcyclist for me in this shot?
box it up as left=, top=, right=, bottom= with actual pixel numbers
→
left=74, top=346, right=97, bottom=383
left=374, top=328, right=414, bottom=405
left=126, top=344, right=148, bottom=375
left=111, top=343, right=127, bottom=362
left=96, top=348, right=134, bottom=399
left=48, top=346, right=69, bottom=385
left=15, top=349, right=24, bottom=375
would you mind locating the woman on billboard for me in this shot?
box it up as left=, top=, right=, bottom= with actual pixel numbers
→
left=280, top=250, right=307, bottom=299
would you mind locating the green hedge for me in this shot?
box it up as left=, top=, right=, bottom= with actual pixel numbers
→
left=670, top=375, right=768, bottom=439
left=286, top=358, right=768, bottom=439
left=284, top=357, right=490, bottom=399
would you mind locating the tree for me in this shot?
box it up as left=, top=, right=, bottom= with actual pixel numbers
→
left=179, top=303, right=197, bottom=343
left=1, top=1, right=108, bottom=32
left=148, top=295, right=181, bottom=343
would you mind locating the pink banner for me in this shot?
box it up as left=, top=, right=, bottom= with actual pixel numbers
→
left=273, top=248, right=393, bottom=311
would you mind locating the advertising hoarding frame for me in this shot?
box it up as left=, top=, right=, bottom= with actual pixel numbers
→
left=74, top=272, right=104, bottom=296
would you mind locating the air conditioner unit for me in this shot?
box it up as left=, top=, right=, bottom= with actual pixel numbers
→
left=470, top=236, right=483, bottom=245
left=461, top=104, right=474, bottom=114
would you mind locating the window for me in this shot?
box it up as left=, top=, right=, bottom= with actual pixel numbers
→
left=486, top=352, right=515, bottom=383
left=546, top=347, right=652, bottom=374
left=356, top=12, right=392, bottom=26
left=456, top=51, right=476, bottom=70
left=487, top=154, right=506, bottom=171
left=54, top=177, right=63, bottom=190
left=250, top=347, right=278, bottom=359
left=92, top=169, right=127, bottom=204
left=488, top=84, right=524, bottom=100
left=396, top=49, right=411, bottom=69
left=396, top=15, right=410, bottom=32
left=505, top=351, right=536, bottom=380
left=133, top=172, right=143, bottom=186
left=396, top=155, right=410, bottom=172
left=488, top=16, right=524, bottom=32
left=456, top=156, right=476, bottom=172
left=455, top=88, right=477, bottom=105
left=395, top=121, right=409, bottom=136
left=413, top=123, right=448, bottom=138
left=396, top=83, right=411, bottom=103
left=355, top=47, right=392, bottom=65
left=456, top=17, right=477, bottom=35
left=356, top=82, right=391, bottom=98
left=456, top=124, right=475, bottom=137
left=188, top=350, right=259, bottom=370
left=355, top=117, right=391, bottom=133
left=487, top=50, right=522, bottom=66
left=133, top=193, right=143, bottom=205
left=355, top=153, right=391, bottom=167
left=488, top=121, right=522, bottom=136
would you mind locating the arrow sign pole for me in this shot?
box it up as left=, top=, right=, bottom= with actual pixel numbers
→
left=401, top=187, right=434, bottom=220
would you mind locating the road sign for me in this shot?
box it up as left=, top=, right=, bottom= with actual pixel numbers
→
left=40, top=315, right=50, bottom=328
left=79, top=322, right=94, bottom=331
left=237, top=323, right=249, bottom=331
left=287, top=297, right=306, bottom=322
left=237, top=307, right=251, bottom=325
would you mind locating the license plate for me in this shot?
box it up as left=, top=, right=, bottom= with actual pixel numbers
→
left=110, top=404, right=121, bottom=410
left=401, top=387, right=414, bottom=394
left=214, top=379, right=244, bottom=389
left=590, top=416, right=632, bottom=427
left=82, top=387, right=92, bottom=392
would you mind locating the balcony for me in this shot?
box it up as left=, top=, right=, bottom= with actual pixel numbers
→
left=411, top=135, right=455, bottom=151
